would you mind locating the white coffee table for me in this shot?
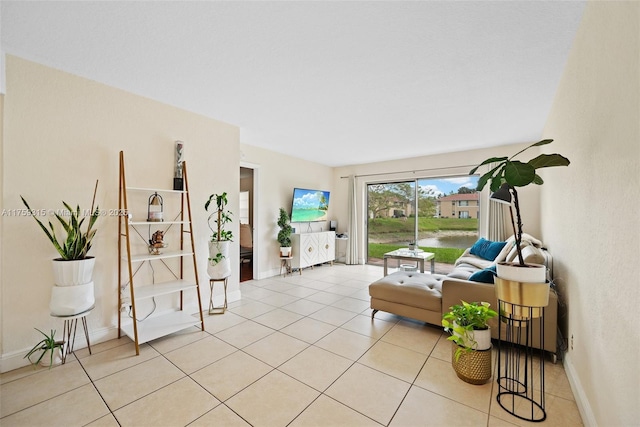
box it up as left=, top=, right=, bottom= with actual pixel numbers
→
left=383, top=249, right=435, bottom=276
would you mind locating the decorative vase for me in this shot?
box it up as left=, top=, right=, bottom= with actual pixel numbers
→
left=496, top=262, right=546, bottom=284
left=208, top=240, right=231, bottom=279
left=451, top=343, right=492, bottom=385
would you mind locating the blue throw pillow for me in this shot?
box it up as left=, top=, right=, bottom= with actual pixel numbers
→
left=469, top=265, right=497, bottom=284
left=470, top=238, right=507, bottom=261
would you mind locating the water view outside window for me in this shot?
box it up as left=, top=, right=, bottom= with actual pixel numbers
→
left=367, top=176, right=479, bottom=274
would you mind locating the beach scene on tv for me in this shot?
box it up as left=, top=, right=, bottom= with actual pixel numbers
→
left=291, top=189, right=330, bottom=222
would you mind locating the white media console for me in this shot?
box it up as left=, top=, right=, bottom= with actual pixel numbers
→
left=291, top=231, right=336, bottom=271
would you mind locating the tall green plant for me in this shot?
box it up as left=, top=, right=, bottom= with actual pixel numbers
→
left=21, top=181, right=100, bottom=260
left=205, top=192, right=233, bottom=242
left=470, top=139, right=570, bottom=266
left=277, top=208, right=292, bottom=247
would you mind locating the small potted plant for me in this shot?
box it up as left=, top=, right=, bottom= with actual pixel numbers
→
left=24, top=328, right=65, bottom=368
left=277, top=208, right=292, bottom=257
left=21, top=181, right=100, bottom=316
left=442, top=301, right=497, bottom=384
left=470, top=139, right=569, bottom=282
left=205, top=192, right=233, bottom=279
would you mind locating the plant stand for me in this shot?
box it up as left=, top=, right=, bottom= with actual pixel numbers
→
left=51, top=305, right=93, bottom=364
left=495, top=277, right=549, bottom=422
left=208, top=278, right=228, bottom=315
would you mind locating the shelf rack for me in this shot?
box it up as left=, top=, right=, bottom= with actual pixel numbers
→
left=117, top=151, right=205, bottom=355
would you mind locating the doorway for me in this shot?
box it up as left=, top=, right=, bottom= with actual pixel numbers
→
left=240, top=166, right=255, bottom=282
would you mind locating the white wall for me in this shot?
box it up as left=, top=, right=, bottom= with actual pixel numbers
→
left=1, top=56, right=240, bottom=371
left=239, top=144, right=334, bottom=278
left=541, top=2, right=639, bottom=425
left=332, top=143, right=542, bottom=263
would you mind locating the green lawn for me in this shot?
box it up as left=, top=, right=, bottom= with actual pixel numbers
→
left=368, top=217, right=478, bottom=234
left=368, top=243, right=465, bottom=264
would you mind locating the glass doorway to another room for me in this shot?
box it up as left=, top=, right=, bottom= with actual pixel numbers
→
left=366, top=176, right=479, bottom=275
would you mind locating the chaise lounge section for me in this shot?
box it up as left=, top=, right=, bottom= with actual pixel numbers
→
left=369, top=236, right=559, bottom=360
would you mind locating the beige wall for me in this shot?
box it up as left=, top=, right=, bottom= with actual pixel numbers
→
left=239, top=144, right=334, bottom=278
left=332, top=143, right=542, bottom=263
left=1, top=56, right=240, bottom=371
left=541, top=2, right=639, bottom=425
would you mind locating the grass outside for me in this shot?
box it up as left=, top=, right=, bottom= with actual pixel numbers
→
left=368, top=243, right=465, bottom=264
left=368, top=217, right=478, bottom=234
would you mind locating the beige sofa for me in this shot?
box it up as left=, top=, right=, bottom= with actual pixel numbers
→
left=369, top=237, right=558, bottom=360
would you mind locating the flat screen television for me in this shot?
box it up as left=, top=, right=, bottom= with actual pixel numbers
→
left=290, top=188, right=330, bottom=222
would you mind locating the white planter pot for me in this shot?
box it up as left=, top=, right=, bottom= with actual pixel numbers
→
left=208, top=241, right=231, bottom=279
left=280, top=247, right=291, bottom=257
left=52, top=257, right=95, bottom=286
left=496, top=262, right=546, bottom=284
left=454, top=324, right=492, bottom=351
left=40, top=347, right=63, bottom=367
left=50, top=281, right=95, bottom=316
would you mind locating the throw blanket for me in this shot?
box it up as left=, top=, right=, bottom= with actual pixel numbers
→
left=454, top=234, right=543, bottom=269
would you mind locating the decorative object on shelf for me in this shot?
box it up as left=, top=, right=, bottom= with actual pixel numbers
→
left=147, top=192, right=164, bottom=222
left=148, top=230, right=167, bottom=255
left=24, top=328, right=64, bottom=368
left=21, top=181, right=100, bottom=316
left=277, top=207, right=292, bottom=257
left=471, top=139, right=569, bottom=282
left=205, top=192, right=233, bottom=279
left=118, top=151, right=205, bottom=355
left=173, top=140, right=184, bottom=191
left=442, top=301, right=497, bottom=384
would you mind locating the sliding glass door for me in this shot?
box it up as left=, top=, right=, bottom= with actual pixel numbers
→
left=366, top=175, right=479, bottom=274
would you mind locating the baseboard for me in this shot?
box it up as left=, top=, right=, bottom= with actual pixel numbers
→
left=564, top=353, right=597, bottom=426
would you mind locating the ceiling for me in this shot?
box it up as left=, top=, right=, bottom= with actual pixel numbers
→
left=1, top=1, right=585, bottom=167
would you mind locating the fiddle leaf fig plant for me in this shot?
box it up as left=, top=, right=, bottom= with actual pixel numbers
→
left=470, top=139, right=570, bottom=266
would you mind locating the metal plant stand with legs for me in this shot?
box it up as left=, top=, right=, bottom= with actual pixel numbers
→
left=495, top=277, right=549, bottom=423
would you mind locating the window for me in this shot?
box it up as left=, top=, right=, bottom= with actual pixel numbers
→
left=366, top=176, right=479, bottom=274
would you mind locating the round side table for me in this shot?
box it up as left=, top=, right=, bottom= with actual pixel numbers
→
left=51, top=305, right=94, bottom=364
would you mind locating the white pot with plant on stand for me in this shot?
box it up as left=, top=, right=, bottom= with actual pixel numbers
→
left=205, top=192, right=233, bottom=280
left=21, top=181, right=100, bottom=317
left=277, top=208, right=292, bottom=257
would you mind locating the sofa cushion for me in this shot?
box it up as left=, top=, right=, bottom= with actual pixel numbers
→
left=470, top=238, right=507, bottom=261
left=468, top=265, right=497, bottom=284
left=369, top=272, right=445, bottom=312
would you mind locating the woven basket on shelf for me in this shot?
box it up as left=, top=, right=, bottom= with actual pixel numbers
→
left=451, top=343, right=492, bottom=385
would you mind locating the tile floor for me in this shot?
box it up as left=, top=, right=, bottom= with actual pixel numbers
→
left=0, top=264, right=583, bottom=427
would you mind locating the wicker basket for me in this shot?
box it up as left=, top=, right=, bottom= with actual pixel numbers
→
left=451, top=343, right=492, bottom=385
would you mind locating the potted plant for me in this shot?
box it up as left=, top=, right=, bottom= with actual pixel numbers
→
left=21, top=181, right=100, bottom=316
left=24, top=328, right=65, bottom=368
left=277, top=208, right=292, bottom=257
left=470, top=139, right=570, bottom=282
left=442, top=301, right=497, bottom=384
left=205, top=192, right=233, bottom=279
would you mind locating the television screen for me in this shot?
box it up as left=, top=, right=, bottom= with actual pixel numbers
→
left=291, top=188, right=330, bottom=222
